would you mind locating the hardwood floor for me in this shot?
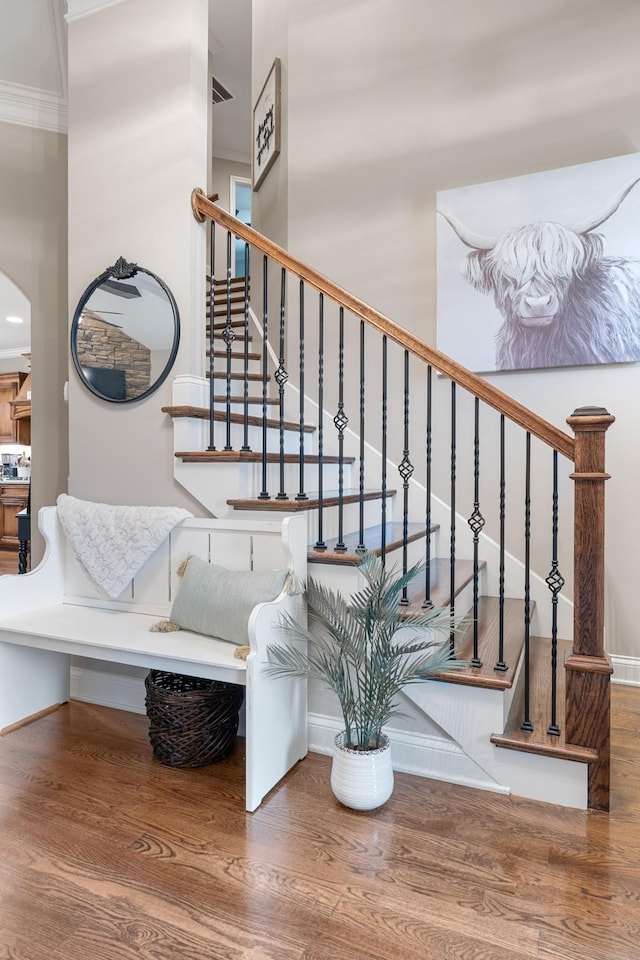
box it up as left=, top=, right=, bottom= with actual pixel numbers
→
left=0, top=685, right=639, bottom=959
left=0, top=547, right=20, bottom=575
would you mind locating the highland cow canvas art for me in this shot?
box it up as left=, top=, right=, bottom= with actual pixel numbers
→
left=436, top=153, right=640, bottom=373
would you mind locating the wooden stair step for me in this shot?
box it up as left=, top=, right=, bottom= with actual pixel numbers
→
left=176, top=451, right=355, bottom=465
left=162, top=405, right=315, bottom=431
left=208, top=318, right=247, bottom=329
left=206, top=327, right=253, bottom=341
left=208, top=349, right=262, bottom=361
left=227, top=488, right=397, bottom=513
left=308, top=522, right=437, bottom=565
left=211, top=293, right=247, bottom=305
left=428, top=595, right=526, bottom=691
left=490, top=637, right=597, bottom=763
left=208, top=371, right=269, bottom=382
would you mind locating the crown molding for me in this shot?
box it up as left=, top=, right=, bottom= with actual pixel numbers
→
left=65, top=0, right=127, bottom=23
left=0, top=81, right=67, bottom=134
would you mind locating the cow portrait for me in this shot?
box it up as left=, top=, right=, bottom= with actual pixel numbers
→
left=438, top=173, right=640, bottom=371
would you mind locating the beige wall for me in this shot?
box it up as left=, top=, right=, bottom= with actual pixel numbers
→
left=210, top=155, right=251, bottom=277
left=0, top=121, right=68, bottom=563
left=251, top=0, right=640, bottom=659
left=67, top=0, right=209, bottom=511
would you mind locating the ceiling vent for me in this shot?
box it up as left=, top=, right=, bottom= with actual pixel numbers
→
left=212, top=76, right=234, bottom=105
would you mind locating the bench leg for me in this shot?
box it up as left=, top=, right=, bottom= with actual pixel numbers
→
left=0, top=643, right=70, bottom=733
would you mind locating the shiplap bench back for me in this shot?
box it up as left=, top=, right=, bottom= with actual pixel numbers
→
left=0, top=506, right=308, bottom=811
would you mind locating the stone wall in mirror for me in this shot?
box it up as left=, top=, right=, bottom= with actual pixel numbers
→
left=70, top=257, right=180, bottom=403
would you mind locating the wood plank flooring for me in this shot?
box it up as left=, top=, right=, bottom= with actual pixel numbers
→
left=0, top=547, right=20, bottom=575
left=0, top=685, right=639, bottom=959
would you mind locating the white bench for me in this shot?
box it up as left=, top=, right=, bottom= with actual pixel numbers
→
left=0, top=506, right=308, bottom=811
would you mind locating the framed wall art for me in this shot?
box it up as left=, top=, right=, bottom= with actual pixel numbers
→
left=253, top=58, right=281, bottom=191
left=436, top=152, right=640, bottom=373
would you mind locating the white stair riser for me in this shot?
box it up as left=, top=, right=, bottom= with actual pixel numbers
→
left=308, top=530, right=438, bottom=595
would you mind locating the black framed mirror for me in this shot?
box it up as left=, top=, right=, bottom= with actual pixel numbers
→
left=70, top=257, right=180, bottom=403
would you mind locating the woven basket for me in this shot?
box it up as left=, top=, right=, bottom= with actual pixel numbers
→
left=145, top=670, right=245, bottom=768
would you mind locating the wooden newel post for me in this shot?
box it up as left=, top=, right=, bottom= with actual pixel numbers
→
left=566, top=405, right=615, bottom=811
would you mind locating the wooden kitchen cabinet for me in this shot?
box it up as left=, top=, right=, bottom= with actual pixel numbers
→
left=0, top=483, right=30, bottom=548
left=0, top=372, right=30, bottom=444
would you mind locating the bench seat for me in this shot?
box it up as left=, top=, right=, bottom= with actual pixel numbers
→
left=0, top=506, right=308, bottom=812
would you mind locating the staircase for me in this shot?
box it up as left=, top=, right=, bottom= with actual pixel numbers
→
left=163, top=189, right=614, bottom=811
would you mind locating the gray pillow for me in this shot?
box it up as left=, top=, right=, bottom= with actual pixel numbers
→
left=169, top=556, right=288, bottom=644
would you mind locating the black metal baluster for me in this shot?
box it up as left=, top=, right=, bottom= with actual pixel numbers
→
left=449, top=381, right=456, bottom=655
left=521, top=432, right=533, bottom=731
left=356, top=320, right=366, bottom=554
left=224, top=231, right=234, bottom=451
left=495, top=414, right=508, bottom=671
left=546, top=450, right=564, bottom=735
left=422, top=366, right=433, bottom=609
left=296, top=279, right=307, bottom=500
left=381, top=336, right=388, bottom=566
left=314, top=293, right=326, bottom=550
left=241, top=243, right=251, bottom=451
left=275, top=268, right=288, bottom=500
left=399, top=350, right=414, bottom=605
left=207, top=221, right=216, bottom=451
left=334, top=307, right=348, bottom=551
left=467, top=397, right=484, bottom=667
left=258, top=255, right=270, bottom=500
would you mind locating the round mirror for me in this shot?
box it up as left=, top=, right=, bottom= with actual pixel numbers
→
left=70, top=257, right=180, bottom=403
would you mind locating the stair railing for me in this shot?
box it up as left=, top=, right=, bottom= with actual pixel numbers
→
left=191, top=188, right=614, bottom=811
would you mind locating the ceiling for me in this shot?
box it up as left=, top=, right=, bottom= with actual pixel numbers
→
left=0, top=0, right=251, bottom=357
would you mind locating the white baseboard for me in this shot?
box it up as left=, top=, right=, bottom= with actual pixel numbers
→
left=71, top=665, right=147, bottom=714
left=611, top=655, right=640, bottom=687
left=308, top=712, right=509, bottom=795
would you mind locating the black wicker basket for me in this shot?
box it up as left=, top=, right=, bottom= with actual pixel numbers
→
left=145, top=670, right=245, bottom=768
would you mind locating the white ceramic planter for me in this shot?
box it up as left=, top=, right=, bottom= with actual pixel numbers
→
left=330, top=732, right=394, bottom=810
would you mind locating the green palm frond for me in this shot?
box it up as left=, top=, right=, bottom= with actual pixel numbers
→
left=266, top=552, right=467, bottom=750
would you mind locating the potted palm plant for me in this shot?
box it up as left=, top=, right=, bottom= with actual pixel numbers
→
left=266, top=553, right=463, bottom=810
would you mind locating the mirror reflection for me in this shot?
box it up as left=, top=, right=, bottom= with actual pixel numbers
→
left=71, top=258, right=179, bottom=403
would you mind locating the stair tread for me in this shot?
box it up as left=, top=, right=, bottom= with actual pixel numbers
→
left=209, top=349, right=262, bottom=361
left=206, top=328, right=253, bottom=340
left=427, top=595, right=525, bottom=691
left=208, top=371, right=269, bottom=382
left=490, top=637, right=597, bottom=763
left=308, top=522, right=437, bottom=564
left=162, top=405, right=315, bottom=431
left=228, top=489, right=397, bottom=513
left=176, top=451, right=355, bottom=465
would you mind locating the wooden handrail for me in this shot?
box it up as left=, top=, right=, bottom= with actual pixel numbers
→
left=192, top=188, right=575, bottom=462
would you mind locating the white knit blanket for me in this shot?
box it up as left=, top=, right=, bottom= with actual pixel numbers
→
left=57, top=494, right=192, bottom=599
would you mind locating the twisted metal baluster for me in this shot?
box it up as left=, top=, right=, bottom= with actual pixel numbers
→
left=314, top=293, right=326, bottom=550
left=399, top=350, right=414, bottom=605
left=207, top=221, right=216, bottom=451
left=334, top=307, right=348, bottom=551
left=258, top=255, right=270, bottom=500
left=422, top=366, right=433, bottom=609
left=495, top=414, right=507, bottom=671
left=356, top=320, right=366, bottom=554
left=467, top=397, right=484, bottom=667
left=241, top=243, right=251, bottom=451
left=546, top=450, right=563, bottom=735
left=296, top=279, right=307, bottom=500
left=275, top=267, right=289, bottom=500
left=223, top=231, right=235, bottom=451
left=449, top=381, right=457, bottom=655
left=521, top=432, right=533, bottom=731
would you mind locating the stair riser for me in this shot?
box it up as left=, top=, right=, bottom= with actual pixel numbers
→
left=173, top=417, right=316, bottom=458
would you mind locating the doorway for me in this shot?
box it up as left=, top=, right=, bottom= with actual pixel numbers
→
left=230, top=176, right=252, bottom=278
